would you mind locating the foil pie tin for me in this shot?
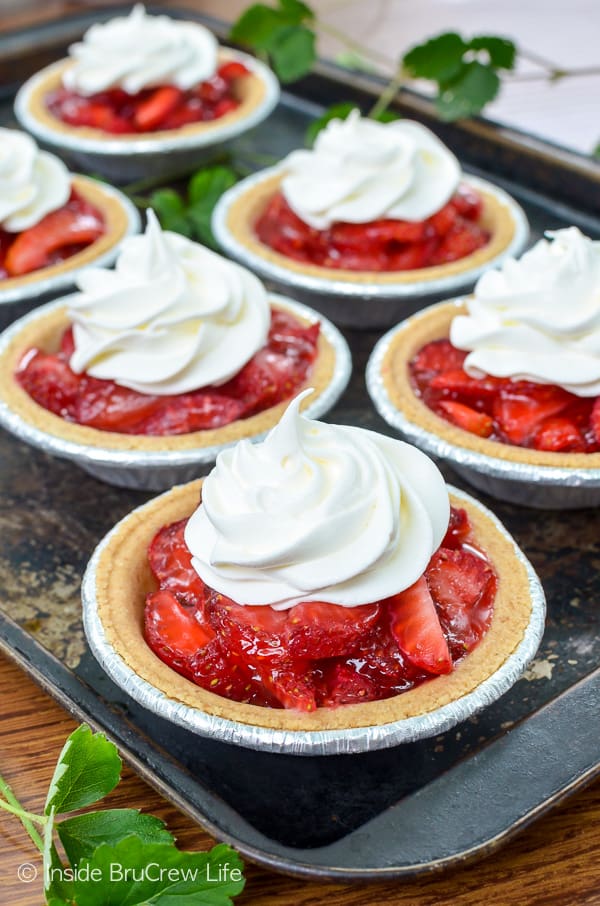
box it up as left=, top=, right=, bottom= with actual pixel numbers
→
left=81, top=484, right=546, bottom=756
left=0, top=294, right=351, bottom=490
left=14, top=51, right=280, bottom=183
left=366, top=312, right=600, bottom=509
left=212, top=170, right=530, bottom=329
left=0, top=179, right=140, bottom=309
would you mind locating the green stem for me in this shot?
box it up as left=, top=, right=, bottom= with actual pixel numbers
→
left=0, top=773, right=46, bottom=853
left=369, top=63, right=406, bottom=119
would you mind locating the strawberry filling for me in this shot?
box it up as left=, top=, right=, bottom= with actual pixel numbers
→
left=254, top=185, right=489, bottom=272
left=15, top=309, right=320, bottom=435
left=143, top=508, right=497, bottom=710
left=410, top=339, right=600, bottom=453
left=0, top=190, right=105, bottom=279
left=46, top=61, right=250, bottom=134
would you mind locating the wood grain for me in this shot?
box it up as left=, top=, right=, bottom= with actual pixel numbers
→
left=0, top=655, right=599, bottom=905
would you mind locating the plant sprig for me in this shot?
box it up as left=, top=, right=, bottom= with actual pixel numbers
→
left=0, top=725, right=245, bottom=906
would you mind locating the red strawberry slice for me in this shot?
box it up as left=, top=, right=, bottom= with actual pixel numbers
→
left=411, top=340, right=467, bottom=381
left=5, top=206, right=104, bottom=277
left=144, top=590, right=215, bottom=661
left=15, top=350, right=79, bottom=417
left=192, top=75, right=228, bottom=104
left=148, top=518, right=206, bottom=607
left=134, top=86, right=184, bottom=130
left=428, top=201, right=457, bottom=237
left=430, top=368, right=502, bottom=402
left=209, top=594, right=288, bottom=661
left=331, top=219, right=427, bottom=249
left=74, top=379, right=160, bottom=431
left=320, top=663, right=377, bottom=707
left=426, top=548, right=496, bottom=655
left=452, top=185, right=484, bottom=221
left=217, top=60, right=250, bottom=81
left=256, top=661, right=317, bottom=712
left=437, top=400, right=493, bottom=437
left=441, top=506, right=472, bottom=550
left=432, top=220, right=488, bottom=264
left=493, top=384, right=571, bottom=445
left=387, top=577, right=452, bottom=675
left=534, top=416, right=585, bottom=452
left=285, top=601, right=380, bottom=660
left=589, top=398, right=600, bottom=445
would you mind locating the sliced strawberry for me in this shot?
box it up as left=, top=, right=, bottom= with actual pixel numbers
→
left=533, top=417, right=585, bottom=452
left=134, top=86, right=184, bottom=130
left=331, top=218, right=427, bottom=249
left=188, top=642, right=270, bottom=704
left=217, top=60, right=250, bottom=81
left=148, top=518, right=206, bottom=607
left=387, top=577, right=452, bottom=675
left=144, top=590, right=215, bottom=663
left=493, top=384, right=571, bottom=445
left=428, top=201, right=457, bottom=237
left=430, top=368, right=502, bottom=402
left=15, top=350, right=79, bottom=417
left=74, top=379, right=160, bottom=431
left=410, top=339, right=467, bottom=382
left=432, top=220, right=488, bottom=264
left=441, top=506, right=472, bottom=550
left=387, top=240, right=436, bottom=270
left=285, top=601, right=380, bottom=659
left=5, top=204, right=104, bottom=277
left=320, top=663, right=377, bottom=707
left=437, top=400, right=493, bottom=437
left=588, top=397, right=600, bottom=445
left=256, top=661, right=317, bottom=712
left=210, top=98, right=239, bottom=118
left=193, top=75, right=228, bottom=104
left=452, top=185, right=484, bottom=220
left=426, top=548, right=496, bottom=656
left=209, top=594, right=288, bottom=661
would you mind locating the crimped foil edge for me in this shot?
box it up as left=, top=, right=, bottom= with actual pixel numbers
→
left=82, top=484, right=546, bottom=756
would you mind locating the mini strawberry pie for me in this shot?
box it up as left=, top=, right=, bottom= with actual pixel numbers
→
left=0, top=128, right=138, bottom=302
left=368, top=227, right=600, bottom=507
left=84, top=395, right=543, bottom=743
left=0, top=213, right=348, bottom=488
left=15, top=5, right=278, bottom=170
left=212, top=112, right=529, bottom=325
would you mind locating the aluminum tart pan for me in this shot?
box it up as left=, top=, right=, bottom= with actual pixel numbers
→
left=0, top=179, right=140, bottom=308
left=212, top=169, right=530, bottom=329
left=0, top=294, right=351, bottom=490
left=81, top=483, right=546, bottom=756
left=366, top=310, right=600, bottom=509
left=14, top=51, right=280, bottom=183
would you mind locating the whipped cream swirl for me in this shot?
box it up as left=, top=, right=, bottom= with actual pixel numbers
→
left=451, top=227, right=600, bottom=397
left=68, top=210, right=270, bottom=395
left=281, top=111, right=461, bottom=230
left=185, top=392, right=450, bottom=609
left=63, top=4, right=218, bottom=96
left=0, top=128, right=70, bottom=232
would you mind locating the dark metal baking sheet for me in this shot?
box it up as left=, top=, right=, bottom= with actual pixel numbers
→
left=0, top=5, right=599, bottom=880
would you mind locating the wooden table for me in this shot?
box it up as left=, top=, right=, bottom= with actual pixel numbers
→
left=0, top=654, right=599, bottom=905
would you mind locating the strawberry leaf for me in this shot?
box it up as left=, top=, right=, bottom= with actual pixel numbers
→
left=436, top=61, right=500, bottom=120
left=57, top=809, right=174, bottom=869
left=72, top=838, right=245, bottom=905
left=469, top=35, right=516, bottom=70
left=279, top=0, right=314, bottom=21
left=187, top=165, right=238, bottom=248
left=268, top=24, right=316, bottom=82
left=149, top=189, right=194, bottom=238
left=45, top=726, right=121, bottom=816
left=229, top=4, right=283, bottom=48
left=403, top=32, right=467, bottom=83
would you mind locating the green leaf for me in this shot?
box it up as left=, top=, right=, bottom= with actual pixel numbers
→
left=57, top=810, right=174, bottom=869
left=436, top=60, right=500, bottom=120
left=229, top=4, right=283, bottom=49
left=374, top=108, right=400, bottom=123
left=45, top=726, right=121, bottom=816
left=594, top=142, right=600, bottom=160
left=269, top=24, right=316, bottom=82
left=403, top=32, right=467, bottom=83
left=305, top=101, right=357, bottom=145
left=73, top=839, right=245, bottom=906
left=187, top=165, right=238, bottom=249
left=149, top=189, right=194, bottom=238
left=278, top=0, right=314, bottom=22
left=469, top=35, right=516, bottom=70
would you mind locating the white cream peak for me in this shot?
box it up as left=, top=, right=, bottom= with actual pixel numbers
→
left=451, top=227, right=600, bottom=397
left=185, top=391, right=450, bottom=609
left=68, top=210, right=271, bottom=395
left=63, top=4, right=218, bottom=96
left=281, top=111, right=461, bottom=230
left=0, top=128, right=70, bottom=232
